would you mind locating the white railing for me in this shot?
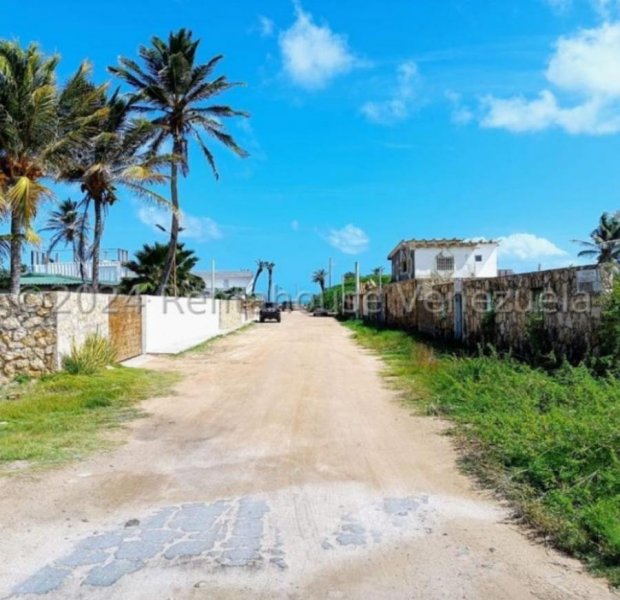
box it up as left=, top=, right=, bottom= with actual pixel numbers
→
left=32, top=261, right=130, bottom=283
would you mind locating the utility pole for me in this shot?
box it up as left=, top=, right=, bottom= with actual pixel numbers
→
left=328, top=257, right=333, bottom=311
left=355, top=261, right=361, bottom=319
left=328, top=258, right=333, bottom=289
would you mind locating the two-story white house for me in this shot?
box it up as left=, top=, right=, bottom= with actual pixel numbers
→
left=197, top=270, right=255, bottom=297
left=388, top=238, right=498, bottom=282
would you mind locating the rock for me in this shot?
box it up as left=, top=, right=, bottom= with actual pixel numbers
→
left=2, top=317, right=20, bottom=331
left=125, top=519, right=140, bottom=528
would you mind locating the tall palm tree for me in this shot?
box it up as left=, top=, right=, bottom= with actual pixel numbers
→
left=574, top=211, right=620, bottom=265
left=41, top=199, right=90, bottom=278
left=110, top=28, right=249, bottom=295
left=0, top=42, right=103, bottom=293
left=60, top=89, right=169, bottom=290
left=118, top=241, right=205, bottom=296
left=265, top=261, right=275, bottom=301
left=312, top=269, right=327, bottom=295
left=251, top=259, right=265, bottom=296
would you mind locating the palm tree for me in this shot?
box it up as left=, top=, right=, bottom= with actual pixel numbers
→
left=251, top=259, right=265, bottom=296
left=60, top=89, right=169, bottom=290
left=265, top=262, right=275, bottom=301
left=118, top=241, right=205, bottom=296
left=0, top=42, right=102, bottom=293
left=312, top=269, right=327, bottom=295
left=110, top=28, right=249, bottom=295
left=40, top=199, right=90, bottom=278
left=574, top=212, right=620, bottom=265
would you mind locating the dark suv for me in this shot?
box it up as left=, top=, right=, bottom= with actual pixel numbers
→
left=259, top=302, right=281, bottom=323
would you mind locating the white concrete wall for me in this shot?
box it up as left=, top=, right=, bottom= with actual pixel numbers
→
left=142, top=296, right=221, bottom=354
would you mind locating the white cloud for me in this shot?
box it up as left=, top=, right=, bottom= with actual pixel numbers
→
left=258, top=16, right=275, bottom=38
left=291, top=219, right=300, bottom=231
left=361, top=61, right=419, bottom=125
left=547, top=22, right=620, bottom=95
left=327, top=224, right=369, bottom=255
left=279, top=2, right=358, bottom=89
left=497, top=233, right=568, bottom=260
left=138, top=206, right=223, bottom=243
left=446, top=91, right=474, bottom=125
left=481, top=22, right=620, bottom=134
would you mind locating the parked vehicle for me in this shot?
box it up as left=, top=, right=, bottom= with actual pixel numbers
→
left=313, top=307, right=329, bottom=317
left=260, top=302, right=281, bottom=323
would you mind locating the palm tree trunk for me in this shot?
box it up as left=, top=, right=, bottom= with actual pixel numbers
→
left=78, top=201, right=89, bottom=283
left=251, top=266, right=263, bottom=296
left=91, top=199, right=103, bottom=292
left=157, top=148, right=180, bottom=296
left=267, top=271, right=273, bottom=302
left=9, top=207, right=21, bottom=295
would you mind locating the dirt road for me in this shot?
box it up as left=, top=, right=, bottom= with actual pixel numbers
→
left=0, top=313, right=615, bottom=599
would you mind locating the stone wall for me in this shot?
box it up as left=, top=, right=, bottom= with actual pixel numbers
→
left=384, top=280, right=417, bottom=329
left=0, top=292, right=256, bottom=384
left=415, top=281, right=455, bottom=340
left=0, top=294, right=57, bottom=383
left=461, top=265, right=613, bottom=361
left=378, top=265, right=613, bottom=362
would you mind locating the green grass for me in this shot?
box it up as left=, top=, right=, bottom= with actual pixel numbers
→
left=345, top=320, right=620, bottom=585
left=0, top=367, right=177, bottom=470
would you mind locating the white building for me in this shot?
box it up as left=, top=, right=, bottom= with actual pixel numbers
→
left=196, top=270, right=255, bottom=296
left=388, top=238, right=498, bottom=282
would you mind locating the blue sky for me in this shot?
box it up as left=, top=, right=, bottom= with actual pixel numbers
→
left=2, top=0, right=620, bottom=294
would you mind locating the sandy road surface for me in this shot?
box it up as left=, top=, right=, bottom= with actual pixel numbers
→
left=0, top=312, right=615, bottom=599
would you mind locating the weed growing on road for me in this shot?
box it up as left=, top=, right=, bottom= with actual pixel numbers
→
left=345, top=320, right=620, bottom=586
left=0, top=367, right=177, bottom=470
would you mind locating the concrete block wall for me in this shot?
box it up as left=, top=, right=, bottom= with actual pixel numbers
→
left=142, top=296, right=221, bottom=354
left=219, top=299, right=247, bottom=332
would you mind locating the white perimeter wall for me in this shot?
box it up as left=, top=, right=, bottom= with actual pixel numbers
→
left=143, top=296, right=221, bottom=354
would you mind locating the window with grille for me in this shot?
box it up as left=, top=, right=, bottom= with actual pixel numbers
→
left=436, top=255, right=454, bottom=272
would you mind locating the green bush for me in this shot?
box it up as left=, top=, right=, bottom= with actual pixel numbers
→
left=63, top=334, right=117, bottom=375
left=597, top=279, right=620, bottom=376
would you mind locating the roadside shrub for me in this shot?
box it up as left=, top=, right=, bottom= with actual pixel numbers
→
left=479, top=309, right=496, bottom=346
left=596, top=279, right=620, bottom=376
left=63, top=334, right=117, bottom=375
